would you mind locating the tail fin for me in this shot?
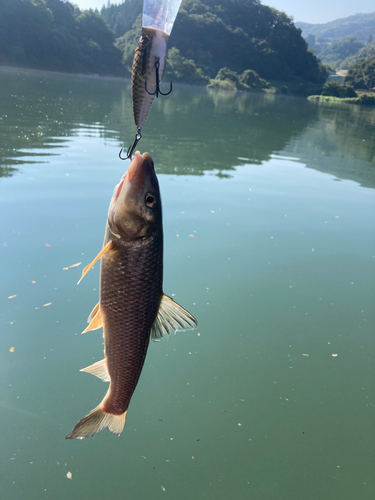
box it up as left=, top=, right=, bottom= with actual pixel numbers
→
left=66, top=405, right=127, bottom=440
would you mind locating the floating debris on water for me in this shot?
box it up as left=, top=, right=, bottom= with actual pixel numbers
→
left=332, top=354, right=338, bottom=357
left=63, top=262, right=82, bottom=270
left=66, top=471, right=72, bottom=479
left=8, top=295, right=17, bottom=299
left=42, top=303, right=52, bottom=307
left=44, top=243, right=51, bottom=247
left=9, top=347, right=15, bottom=353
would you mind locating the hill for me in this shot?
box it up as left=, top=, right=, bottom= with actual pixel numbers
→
left=0, top=0, right=123, bottom=75
left=102, top=0, right=327, bottom=91
left=296, top=12, right=375, bottom=42
left=0, top=0, right=327, bottom=93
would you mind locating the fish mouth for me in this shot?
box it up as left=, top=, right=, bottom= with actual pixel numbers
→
left=127, top=151, right=154, bottom=181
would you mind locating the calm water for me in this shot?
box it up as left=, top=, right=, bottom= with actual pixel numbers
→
left=1, top=66, right=374, bottom=500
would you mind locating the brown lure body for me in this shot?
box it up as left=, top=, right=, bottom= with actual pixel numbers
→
left=131, top=27, right=169, bottom=130
left=66, top=152, right=197, bottom=439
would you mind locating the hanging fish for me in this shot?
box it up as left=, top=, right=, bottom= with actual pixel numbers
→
left=120, top=0, right=183, bottom=160
left=66, top=152, right=197, bottom=439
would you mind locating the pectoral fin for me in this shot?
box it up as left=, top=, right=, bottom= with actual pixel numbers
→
left=82, top=303, right=103, bottom=333
left=88, top=302, right=100, bottom=323
left=77, top=241, right=113, bottom=285
left=80, top=358, right=110, bottom=382
left=151, top=294, right=197, bottom=342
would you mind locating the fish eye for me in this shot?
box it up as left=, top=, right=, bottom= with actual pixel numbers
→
left=145, top=193, right=157, bottom=208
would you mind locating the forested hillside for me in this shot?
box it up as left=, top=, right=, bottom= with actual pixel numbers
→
left=298, top=13, right=375, bottom=73
left=0, top=0, right=123, bottom=75
left=296, top=12, right=375, bottom=42
left=102, top=0, right=327, bottom=89
left=0, top=0, right=326, bottom=92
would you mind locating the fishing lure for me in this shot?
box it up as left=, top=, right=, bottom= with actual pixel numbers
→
left=120, top=0, right=182, bottom=160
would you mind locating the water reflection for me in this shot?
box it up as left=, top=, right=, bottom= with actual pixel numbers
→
left=285, top=104, right=375, bottom=188
left=144, top=87, right=319, bottom=175
left=1, top=66, right=374, bottom=187
left=0, top=67, right=121, bottom=169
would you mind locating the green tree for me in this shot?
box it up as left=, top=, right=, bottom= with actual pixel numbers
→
left=338, top=42, right=375, bottom=70
left=208, top=67, right=270, bottom=91
left=344, top=56, right=375, bottom=89
left=164, top=47, right=208, bottom=84
left=321, top=81, right=357, bottom=97
left=318, top=35, right=365, bottom=65
left=101, top=0, right=142, bottom=38
left=0, top=0, right=124, bottom=75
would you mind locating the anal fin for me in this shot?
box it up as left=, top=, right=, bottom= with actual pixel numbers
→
left=77, top=241, right=113, bottom=285
left=80, top=358, right=110, bottom=382
left=151, top=294, right=197, bottom=342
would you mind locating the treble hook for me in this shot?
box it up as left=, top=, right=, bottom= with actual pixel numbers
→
left=145, top=58, right=172, bottom=98
left=119, top=128, right=142, bottom=160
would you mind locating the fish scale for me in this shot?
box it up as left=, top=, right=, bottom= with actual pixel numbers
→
left=101, top=235, right=163, bottom=415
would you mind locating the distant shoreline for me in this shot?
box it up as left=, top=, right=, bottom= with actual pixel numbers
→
left=308, top=94, right=375, bottom=106
left=0, top=64, right=131, bottom=84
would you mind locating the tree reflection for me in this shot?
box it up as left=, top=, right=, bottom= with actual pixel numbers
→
left=1, top=67, right=374, bottom=189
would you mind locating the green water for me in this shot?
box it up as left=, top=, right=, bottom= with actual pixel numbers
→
left=0, top=66, right=374, bottom=500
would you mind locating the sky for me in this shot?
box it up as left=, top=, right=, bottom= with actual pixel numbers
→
left=72, top=0, right=375, bottom=24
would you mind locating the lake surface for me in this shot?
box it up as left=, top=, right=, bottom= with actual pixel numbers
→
left=1, top=66, right=374, bottom=500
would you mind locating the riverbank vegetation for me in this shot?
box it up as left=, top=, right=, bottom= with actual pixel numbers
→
left=308, top=94, right=375, bottom=106
left=296, top=13, right=375, bottom=104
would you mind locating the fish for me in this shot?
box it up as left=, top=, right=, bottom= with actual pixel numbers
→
left=66, top=151, right=197, bottom=439
left=131, top=27, right=170, bottom=130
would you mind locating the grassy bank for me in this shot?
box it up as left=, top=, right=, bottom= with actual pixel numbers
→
left=308, top=93, right=375, bottom=106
